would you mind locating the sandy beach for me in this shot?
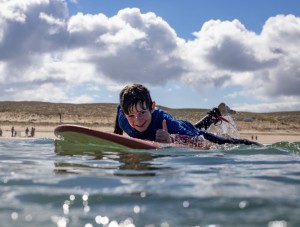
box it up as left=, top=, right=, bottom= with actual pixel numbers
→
left=0, top=124, right=299, bottom=145
left=0, top=101, right=299, bottom=144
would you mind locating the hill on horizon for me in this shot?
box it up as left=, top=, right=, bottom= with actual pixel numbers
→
left=0, top=101, right=299, bottom=131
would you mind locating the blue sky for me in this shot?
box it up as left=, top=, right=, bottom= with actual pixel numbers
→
left=68, top=0, right=300, bottom=37
left=0, top=0, right=300, bottom=112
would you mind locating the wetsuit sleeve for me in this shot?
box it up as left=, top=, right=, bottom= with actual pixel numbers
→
left=113, top=106, right=123, bottom=135
left=201, top=131, right=260, bottom=145
left=156, top=110, right=199, bottom=137
left=166, top=119, right=199, bottom=137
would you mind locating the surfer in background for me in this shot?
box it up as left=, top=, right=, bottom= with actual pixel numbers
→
left=114, top=83, right=258, bottom=145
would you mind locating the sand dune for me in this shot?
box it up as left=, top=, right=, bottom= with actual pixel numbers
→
left=0, top=101, right=299, bottom=144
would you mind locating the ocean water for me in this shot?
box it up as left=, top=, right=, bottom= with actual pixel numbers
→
left=0, top=138, right=300, bottom=227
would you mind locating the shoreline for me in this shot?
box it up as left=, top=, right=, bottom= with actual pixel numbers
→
left=0, top=124, right=299, bottom=144
left=240, top=131, right=300, bottom=144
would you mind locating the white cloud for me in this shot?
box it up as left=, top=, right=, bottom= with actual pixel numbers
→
left=67, top=94, right=95, bottom=103
left=233, top=98, right=300, bottom=113
left=67, top=12, right=109, bottom=34
left=183, top=15, right=300, bottom=109
left=39, top=11, right=65, bottom=27
left=0, top=0, right=299, bottom=111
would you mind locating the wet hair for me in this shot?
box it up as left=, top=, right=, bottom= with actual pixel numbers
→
left=119, top=84, right=153, bottom=115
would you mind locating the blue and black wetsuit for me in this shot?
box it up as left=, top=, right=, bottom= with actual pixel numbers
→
left=114, top=106, right=258, bottom=145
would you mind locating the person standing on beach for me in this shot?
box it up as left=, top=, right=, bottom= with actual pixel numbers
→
left=30, top=127, right=35, bottom=137
left=11, top=126, right=15, bottom=137
left=25, top=127, right=29, bottom=137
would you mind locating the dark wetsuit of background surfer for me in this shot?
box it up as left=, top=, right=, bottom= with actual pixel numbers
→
left=114, top=105, right=257, bottom=145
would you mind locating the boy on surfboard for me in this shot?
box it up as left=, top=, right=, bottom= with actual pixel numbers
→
left=114, top=83, right=258, bottom=145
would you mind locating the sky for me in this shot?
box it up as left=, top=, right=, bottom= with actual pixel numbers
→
left=0, top=0, right=300, bottom=112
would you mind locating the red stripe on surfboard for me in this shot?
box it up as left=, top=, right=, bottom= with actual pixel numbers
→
left=54, top=124, right=160, bottom=150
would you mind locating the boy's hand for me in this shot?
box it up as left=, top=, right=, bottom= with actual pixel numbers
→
left=155, top=119, right=172, bottom=143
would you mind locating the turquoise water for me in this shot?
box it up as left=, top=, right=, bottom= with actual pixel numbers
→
left=0, top=138, right=300, bottom=227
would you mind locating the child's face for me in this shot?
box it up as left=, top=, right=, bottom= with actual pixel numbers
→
left=125, top=102, right=153, bottom=132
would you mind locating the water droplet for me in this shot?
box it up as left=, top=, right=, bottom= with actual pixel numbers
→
left=140, top=191, right=146, bottom=198
left=82, top=193, right=89, bottom=201
left=161, top=222, right=170, bottom=227
left=183, top=200, right=189, bottom=208
left=133, top=205, right=140, bottom=213
left=268, top=220, right=287, bottom=227
left=108, top=220, right=119, bottom=227
left=11, top=212, right=18, bottom=220
left=239, top=200, right=248, bottom=209
left=84, top=205, right=90, bottom=213
left=69, top=195, right=75, bottom=201
left=95, top=216, right=109, bottom=225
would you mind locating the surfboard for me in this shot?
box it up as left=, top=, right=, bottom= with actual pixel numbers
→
left=54, top=124, right=161, bottom=151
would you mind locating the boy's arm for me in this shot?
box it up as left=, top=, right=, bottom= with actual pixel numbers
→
left=113, top=110, right=123, bottom=135
left=155, top=119, right=172, bottom=143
